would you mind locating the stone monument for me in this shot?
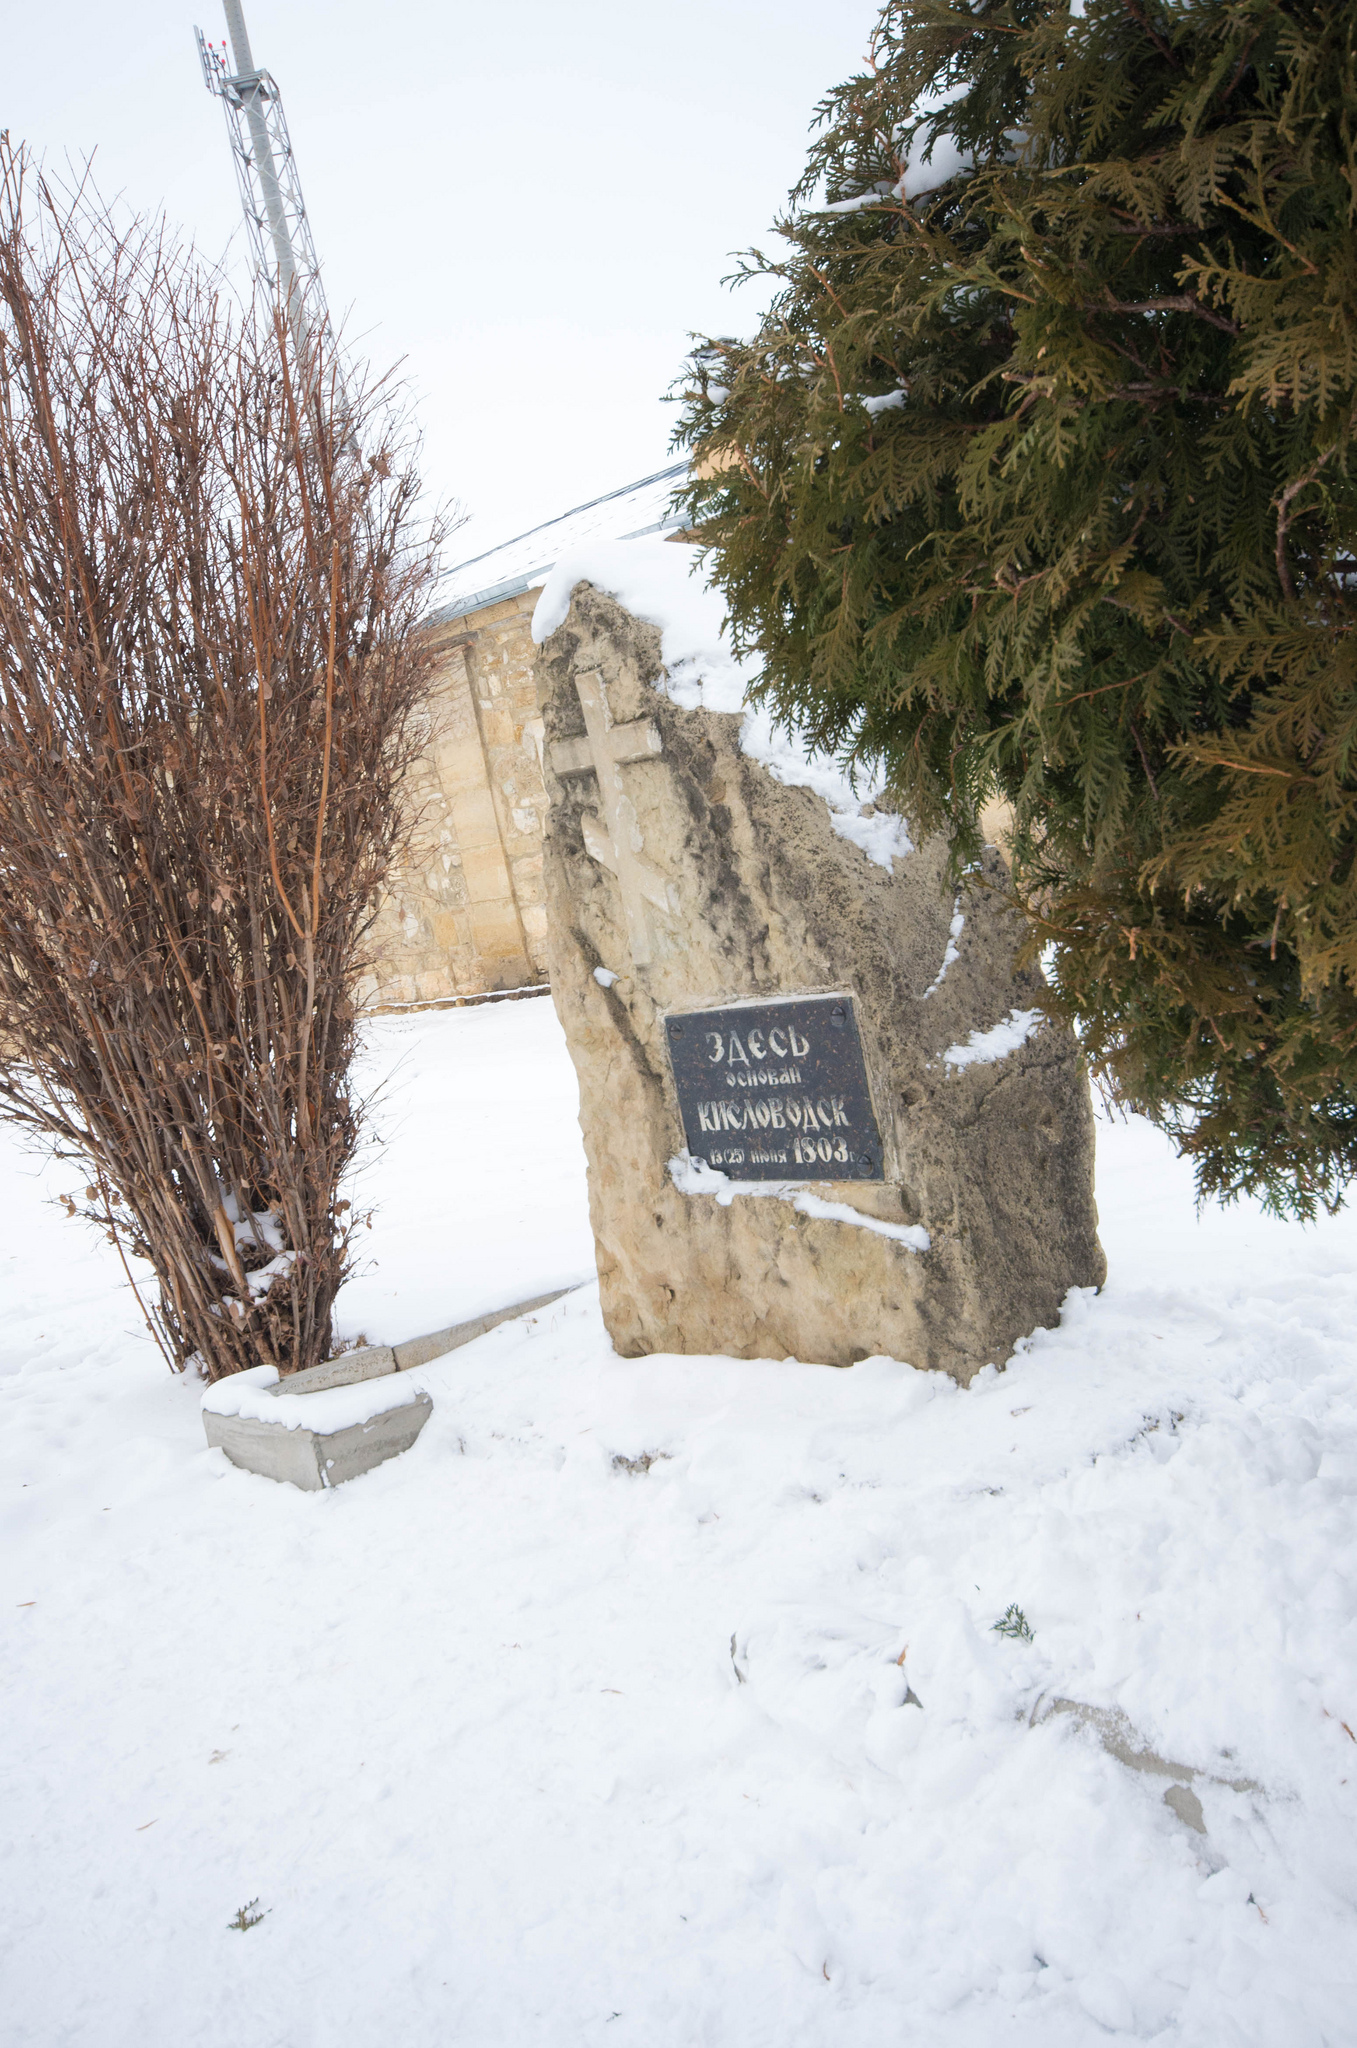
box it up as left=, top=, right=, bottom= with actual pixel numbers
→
left=536, top=582, right=1105, bottom=1383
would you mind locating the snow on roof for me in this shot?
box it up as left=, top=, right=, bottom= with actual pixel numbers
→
left=432, top=459, right=690, bottom=623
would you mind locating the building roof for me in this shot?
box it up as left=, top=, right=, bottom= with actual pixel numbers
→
left=432, top=460, right=689, bottom=624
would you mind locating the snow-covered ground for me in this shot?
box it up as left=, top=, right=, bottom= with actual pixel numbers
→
left=3, top=996, right=1356, bottom=2047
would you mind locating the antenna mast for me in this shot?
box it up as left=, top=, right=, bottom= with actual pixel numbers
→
left=195, top=2, right=332, bottom=365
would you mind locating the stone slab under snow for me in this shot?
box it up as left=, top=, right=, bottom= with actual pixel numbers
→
left=202, top=1364, right=432, bottom=1491
left=197, top=1290, right=572, bottom=1489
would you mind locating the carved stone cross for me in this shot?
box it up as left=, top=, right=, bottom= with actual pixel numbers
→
left=549, top=669, right=670, bottom=966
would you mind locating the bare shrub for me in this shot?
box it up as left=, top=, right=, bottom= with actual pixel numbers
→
left=0, top=140, right=441, bottom=1379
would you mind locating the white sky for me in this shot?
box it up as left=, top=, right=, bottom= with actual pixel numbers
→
left=7, top=0, right=879, bottom=564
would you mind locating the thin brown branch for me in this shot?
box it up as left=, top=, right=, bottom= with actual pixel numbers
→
left=1190, top=754, right=1313, bottom=781
left=1274, top=451, right=1336, bottom=604
left=1120, top=0, right=1178, bottom=66
left=1100, top=293, right=1240, bottom=336
left=1128, top=713, right=1160, bottom=799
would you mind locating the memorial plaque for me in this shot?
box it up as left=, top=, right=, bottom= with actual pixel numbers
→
left=665, top=992, right=885, bottom=1182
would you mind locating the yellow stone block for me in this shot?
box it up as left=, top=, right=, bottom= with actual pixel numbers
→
left=430, top=910, right=468, bottom=952
left=470, top=901, right=527, bottom=960
left=437, top=737, right=490, bottom=791
left=460, top=842, right=514, bottom=904
left=415, top=967, right=455, bottom=1001
left=449, top=785, right=501, bottom=846
left=479, top=709, right=516, bottom=750
left=432, top=694, right=478, bottom=746
left=475, top=595, right=526, bottom=627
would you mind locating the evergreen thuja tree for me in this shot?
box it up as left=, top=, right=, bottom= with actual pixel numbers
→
left=673, top=0, right=1357, bottom=1218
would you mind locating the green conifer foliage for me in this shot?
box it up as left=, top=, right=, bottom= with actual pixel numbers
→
left=674, top=0, right=1357, bottom=1218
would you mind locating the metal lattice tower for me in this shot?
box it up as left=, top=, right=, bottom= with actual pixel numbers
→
left=195, top=2, right=332, bottom=365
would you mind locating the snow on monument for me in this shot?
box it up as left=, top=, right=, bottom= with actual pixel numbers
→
left=533, top=546, right=1104, bottom=1381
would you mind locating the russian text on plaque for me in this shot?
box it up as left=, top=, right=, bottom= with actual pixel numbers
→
left=665, top=993, right=885, bottom=1182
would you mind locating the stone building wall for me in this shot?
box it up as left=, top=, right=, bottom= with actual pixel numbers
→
left=355, top=588, right=551, bottom=1010
left=354, top=564, right=1010, bottom=1013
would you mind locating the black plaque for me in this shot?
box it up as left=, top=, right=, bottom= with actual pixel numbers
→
left=665, top=993, right=885, bottom=1182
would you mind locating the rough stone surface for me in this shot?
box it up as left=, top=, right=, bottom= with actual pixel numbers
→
left=536, top=583, right=1106, bottom=1382
left=202, top=1393, right=433, bottom=1491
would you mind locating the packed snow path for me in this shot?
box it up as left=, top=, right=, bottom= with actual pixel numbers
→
left=2, top=998, right=1355, bottom=2046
